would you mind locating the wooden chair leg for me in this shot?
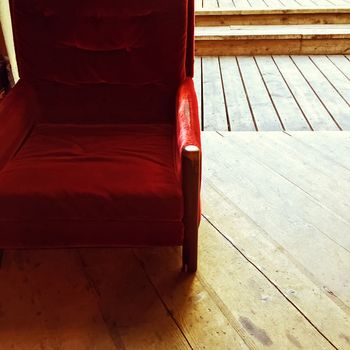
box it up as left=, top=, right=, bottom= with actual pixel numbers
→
left=182, top=226, right=198, bottom=273
left=182, top=146, right=201, bottom=273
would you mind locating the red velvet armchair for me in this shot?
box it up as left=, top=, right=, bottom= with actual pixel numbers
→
left=0, top=0, right=201, bottom=272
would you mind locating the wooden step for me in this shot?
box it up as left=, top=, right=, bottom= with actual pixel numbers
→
left=195, top=24, right=350, bottom=55
left=196, top=7, right=350, bottom=26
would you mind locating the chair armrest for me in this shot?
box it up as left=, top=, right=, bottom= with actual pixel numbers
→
left=176, top=78, right=201, bottom=272
left=175, top=77, right=201, bottom=191
left=0, top=80, right=38, bottom=170
left=176, top=78, right=201, bottom=156
left=175, top=78, right=201, bottom=188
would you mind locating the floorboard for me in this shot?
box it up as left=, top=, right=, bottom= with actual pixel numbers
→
left=291, top=55, right=350, bottom=130
left=255, top=56, right=310, bottom=131
left=202, top=57, right=228, bottom=130
left=237, top=56, right=283, bottom=130
left=0, top=250, right=118, bottom=350
left=290, top=131, right=350, bottom=169
left=327, top=55, right=350, bottom=80
left=310, top=55, right=350, bottom=103
left=219, top=57, right=256, bottom=131
left=78, top=249, right=191, bottom=349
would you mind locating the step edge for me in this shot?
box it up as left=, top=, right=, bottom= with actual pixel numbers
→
left=195, top=33, right=350, bottom=40
left=195, top=7, right=350, bottom=16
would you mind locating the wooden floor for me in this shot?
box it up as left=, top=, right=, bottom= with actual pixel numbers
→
left=0, top=132, right=349, bottom=349
left=195, top=55, right=350, bottom=131
left=196, top=0, right=350, bottom=10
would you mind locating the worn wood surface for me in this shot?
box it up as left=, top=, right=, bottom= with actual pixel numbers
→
left=1, top=132, right=350, bottom=349
left=236, top=56, right=282, bottom=130
left=196, top=0, right=350, bottom=10
left=196, top=24, right=350, bottom=39
left=195, top=38, right=350, bottom=56
left=195, top=25, right=350, bottom=56
left=195, top=55, right=350, bottom=131
left=195, top=12, right=350, bottom=26
left=202, top=131, right=350, bottom=350
left=202, top=57, right=228, bottom=130
left=220, top=57, right=256, bottom=131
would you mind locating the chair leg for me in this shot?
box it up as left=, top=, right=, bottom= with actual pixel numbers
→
left=181, top=146, right=201, bottom=273
left=182, top=226, right=198, bottom=273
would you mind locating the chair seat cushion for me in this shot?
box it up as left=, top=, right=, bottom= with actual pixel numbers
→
left=0, top=123, right=184, bottom=248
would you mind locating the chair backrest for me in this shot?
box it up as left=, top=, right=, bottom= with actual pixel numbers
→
left=10, top=0, right=193, bottom=124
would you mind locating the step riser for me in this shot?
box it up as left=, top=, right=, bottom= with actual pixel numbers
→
left=196, top=13, right=350, bottom=26
left=195, top=38, right=350, bottom=56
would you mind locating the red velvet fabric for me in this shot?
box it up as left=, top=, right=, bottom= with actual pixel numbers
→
left=10, top=0, right=189, bottom=123
left=0, top=0, right=200, bottom=250
left=0, top=124, right=183, bottom=248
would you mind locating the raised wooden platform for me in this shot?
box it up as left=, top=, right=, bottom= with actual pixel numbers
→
left=195, top=55, right=350, bottom=131
left=195, top=1, right=350, bottom=55
left=0, top=132, right=349, bottom=349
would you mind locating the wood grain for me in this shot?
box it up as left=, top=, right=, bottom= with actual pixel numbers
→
left=291, top=55, right=350, bottom=129
left=195, top=25, right=350, bottom=55
left=0, top=250, right=118, bottom=350
left=203, top=178, right=350, bottom=350
left=327, top=55, right=350, bottom=79
left=219, top=56, right=256, bottom=131
left=255, top=56, right=310, bottom=131
left=236, top=56, right=282, bottom=130
left=195, top=12, right=350, bottom=26
left=203, top=132, right=350, bottom=310
left=78, top=249, right=190, bottom=349
left=197, top=55, right=350, bottom=131
left=273, top=55, right=339, bottom=130
left=202, top=56, right=229, bottom=130
left=310, top=55, right=350, bottom=104
left=136, top=219, right=335, bottom=350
